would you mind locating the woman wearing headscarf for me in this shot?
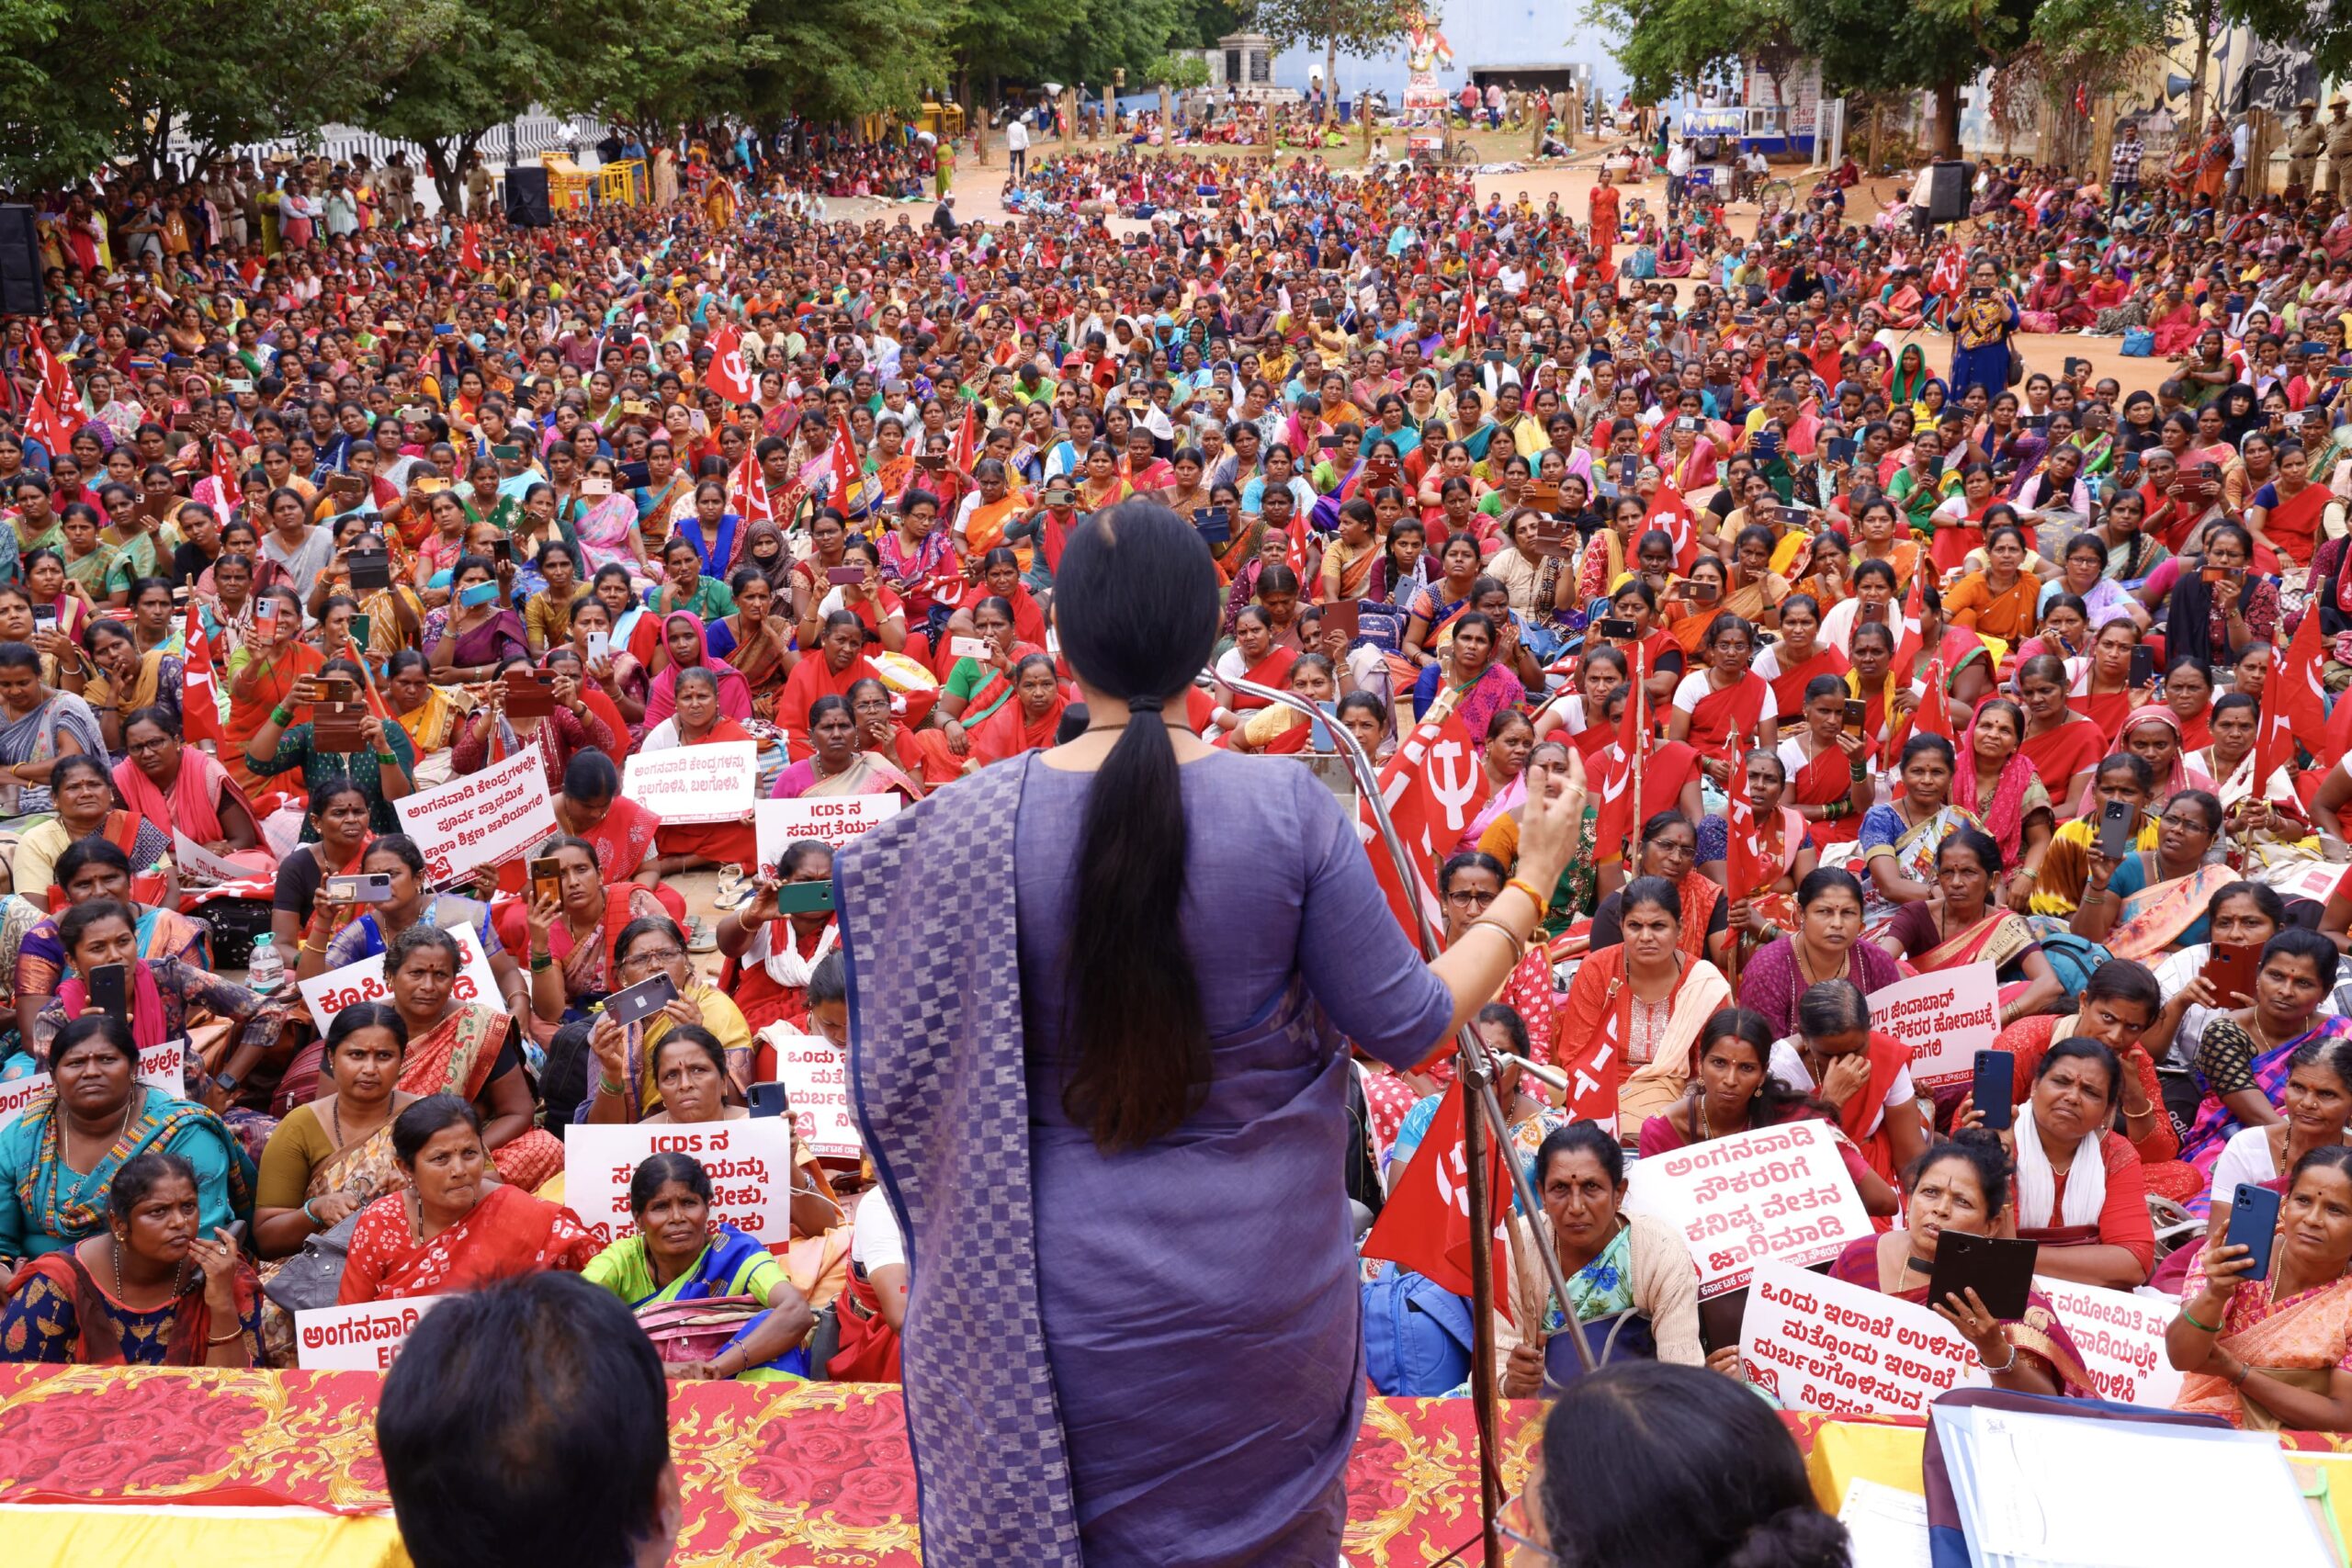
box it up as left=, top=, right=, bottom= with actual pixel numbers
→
left=640, top=611, right=753, bottom=730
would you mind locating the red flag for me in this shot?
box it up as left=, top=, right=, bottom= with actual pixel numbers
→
left=1558, top=998, right=1624, bottom=1134
left=1360, top=710, right=1489, bottom=942
left=22, top=390, right=73, bottom=457
left=949, top=400, right=978, bottom=472
left=1454, top=288, right=1479, bottom=348
left=1642, top=484, right=1699, bottom=572
left=1360, top=1078, right=1513, bottom=1319
left=29, top=337, right=74, bottom=415
left=209, top=434, right=245, bottom=515
left=830, top=414, right=861, bottom=508
left=1592, top=643, right=1647, bottom=865
left=459, top=222, right=483, bottom=274
left=1724, top=752, right=1775, bottom=904
left=2253, top=616, right=2313, bottom=795
left=705, top=320, right=757, bottom=406
left=1928, top=245, right=1965, bottom=299
left=729, top=446, right=774, bottom=525
left=1913, top=660, right=1952, bottom=739
left=179, top=599, right=224, bottom=747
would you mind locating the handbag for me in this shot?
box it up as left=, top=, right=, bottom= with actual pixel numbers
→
left=1540, top=1309, right=1657, bottom=1391
left=635, top=1294, right=764, bottom=1364
left=259, top=1208, right=361, bottom=1314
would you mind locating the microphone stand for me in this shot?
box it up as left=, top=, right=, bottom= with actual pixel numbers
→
left=1202, top=669, right=1595, bottom=1560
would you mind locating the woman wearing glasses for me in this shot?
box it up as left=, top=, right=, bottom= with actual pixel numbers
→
left=573, top=916, right=753, bottom=1121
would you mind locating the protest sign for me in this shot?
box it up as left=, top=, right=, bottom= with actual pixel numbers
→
left=0, top=1040, right=189, bottom=1126
left=173, top=830, right=253, bottom=884
left=754, top=795, right=902, bottom=872
left=394, top=742, right=557, bottom=884
left=295, top=1297, right=441, bottom=1371
left=1738, top=1258, right=1991, bottom=1417
left=761, top=1025, right=860, bottom=1158
left=2030, top=1276, right=2185, bottom=1407
left=1867, top=964, right=2001, bottom=1089
left=1623, top=1121, right=1871, bottom=1298
left=568, top=1118, right=795, bottom=1245
left=623, top=741, right=757, bottom=826
left=2272, top=863, right=2347, bottom=905
left=298, top=921, right=500, bottom=1024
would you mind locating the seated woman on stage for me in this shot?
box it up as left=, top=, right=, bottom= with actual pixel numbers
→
left=379, top=924, right=564, bottom=1192
left=1641, top=1006, right=1896, bottom=1214
left=2169, top=1145, right=2352, bottom=1430
left=2182, top=930, right=2352, bottom=1213
left=1559, top=874, right=1732, bottom=1132
left=1874, top=825, right=2064, bottom=1026
left=1737, top=868, right=1903, bottom=1042
left=1960, top=1037, right=2154, bottom=1288
left=1824, top=1131, right=2097, bottom=1395
left=252, top=1004, right=418, bottom=1261
left=0, top=1150, right=257, bottom=1367
left=1496, top=1122, right=1706, bottom=1397
left=582, top=1151, right=817, bottom=1382
left=336, top=1096, right=596, bottom=1305
left=1777, top=978, right=1929, bottom=1188
left=0, top=1015, right=251, bottom=1260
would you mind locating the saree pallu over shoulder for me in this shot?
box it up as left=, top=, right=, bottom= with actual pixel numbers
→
left=832, top=756, right=1082, bottom=1568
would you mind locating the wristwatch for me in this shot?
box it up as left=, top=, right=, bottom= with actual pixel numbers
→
left=215, top=1071, right=241, bottom=1097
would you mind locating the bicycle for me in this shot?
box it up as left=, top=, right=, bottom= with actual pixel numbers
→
left=1758, top=175, right=1796, bottom=209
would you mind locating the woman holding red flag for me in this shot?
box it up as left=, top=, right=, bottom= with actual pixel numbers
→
left=1554, top=872, right=1732, bottom=1136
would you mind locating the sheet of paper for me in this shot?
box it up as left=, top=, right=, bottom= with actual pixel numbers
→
left=1837, top=1478, right=1930, bottom=1568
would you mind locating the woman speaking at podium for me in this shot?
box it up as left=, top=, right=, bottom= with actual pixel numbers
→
left=835, top=501, right=1582, bottom=1567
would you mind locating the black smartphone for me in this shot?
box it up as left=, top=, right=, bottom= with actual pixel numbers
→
left=348, top=550, right=392, bottom=592
left=89, top=963, right=129, bottom=1025
left=747, top=1081, right=790, bottom=1119
left=1925, top=1231, right=2040, bottom=1322
left=617, top=461, right=650, bottom=489
left=2226, top=1182, right=2286, bottom=1281
left=2117, top=451, right=2143, bottom=486
left=1689, top=579, right=1720, bottom=604
left=604, top=972, right=679, bottom=1030
left=2128, top=643, right=2156, bottom=689
left=1613, top=455, right=1639, bottom=489
left=2098, top=797, right=2136, bottom=861
left=31, top=604, right=56, bottom=631
left=1973, top=1048, right=2015, bottom=1132
left=775, top=881, right=837, bottom=915
left=1826, top=435, right=1857, bottom=466
left=1696, top=1287, right=1749, bottom=1358
left=490, top=536, right=513, bottom=564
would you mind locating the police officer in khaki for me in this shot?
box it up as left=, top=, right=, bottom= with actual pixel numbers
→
left=2290, top=98, right=2325, bottom=196
left=2330, top=97, right=2352, bottom=204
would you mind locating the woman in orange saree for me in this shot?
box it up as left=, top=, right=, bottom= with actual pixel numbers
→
left=382, top=925, right=565, bottom=1190
left=222, top=586, right=320, bottom=795
left=1555, top=874, right=1732, bottom=1132
left=967, top=656, right=1069, bottom=768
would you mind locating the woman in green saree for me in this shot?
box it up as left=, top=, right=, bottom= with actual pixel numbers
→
left=2074, top=788, right=2236, bottom=961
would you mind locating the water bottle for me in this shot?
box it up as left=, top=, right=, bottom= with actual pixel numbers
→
left=245, top=942, right=284, bottom=994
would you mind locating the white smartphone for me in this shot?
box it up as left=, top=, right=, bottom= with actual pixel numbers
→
left=586, top=630, right=610, bottom=660
left=949, top=636, right=992, bottom=660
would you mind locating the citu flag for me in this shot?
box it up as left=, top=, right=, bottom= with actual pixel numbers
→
left=1359, top=1077, right=1514, bottom=1321
left=1642, top=484, right=1699, bottom=571
left=704, top=321, right=757, bottom=406
left=830, top=413, right=861, bottom=507
left=179, top=600, right=225, bottom=746
left=209, top=434, right=246, bottom=514
left=729, top=446, right=774, bottom=525
left=1723, top=749, right=1776, bottom=904
left=459, top=222, right=483, bottom=274
left=2266, top=607, right=2329, bottom=784
left=30, top=337, right=75, bottom=415
left=23, top=391, right=74, bottom=458
left=949, top=400, right=979, bottom=471
left=1358, top=707, right=1488, bottom=944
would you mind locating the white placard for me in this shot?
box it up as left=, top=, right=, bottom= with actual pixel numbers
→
left=394, top=742, right=558, bottom=885
left=172, top=830, right=252, bottom=884
left=1737, top=1258, right=1991, bottom=1417
left=1623, top=1120, right=1872, bottom=1298
left=754, top=794, right=901, bottom=873
left=297, top=921, right=500, bottom=1023
left=294, top=1296, right=441, bottom=1371
left=761, top=1025, right=860, bottom=1159
left=2271, top=862, right=2347, bottom=905
left=2030, top=1276, right=2186, bottom=1407
left=1867, top=963, right=2001, bottom=1090
left=622, top=740, right=757, bottom=826
left=567, top=1117, right=796, bottom=1246
left=0, top=1039, right=190, bottom=1126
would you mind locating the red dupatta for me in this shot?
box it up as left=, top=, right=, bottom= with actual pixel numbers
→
left=1685, top=671, right=1769, bottom=753
left=2262, top=479, right=2330, bottom=568
left=2018, top=716, right=2107, bottom=799
left=1224, top=647, right=1298, bottom=712
left=967, top=688, right=1070, bottom=767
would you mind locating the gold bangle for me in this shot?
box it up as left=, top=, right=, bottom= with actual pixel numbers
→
left=207, top=1325, right=245, bottom=1345
left=1465, top=915, right=1530, bottom=967
left=1504, top=875, right=1552, bottom=919
left=2123, top=1100, right=2154, bottom=1118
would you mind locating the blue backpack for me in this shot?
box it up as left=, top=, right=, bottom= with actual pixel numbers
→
left=1362, top=1263, right=1476, bottom=1395
left=2035, top=931, right=2113, bottom=996
left=2120, top=328, right=2155, bottom=357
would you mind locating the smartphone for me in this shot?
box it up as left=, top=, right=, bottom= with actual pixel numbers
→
left=586, top=630, right=610, bottom=660
left=949, top=636, right=993, bottom=661
left=1689, top=579, right=1721, bottom=604
left=253, top=596, right=277, bottom=626
left=1308, top=700, right=1336, bottom=751
left=604, top=972, right=680, bottom=1029
left=31, top=604, right=55, bottom=630
left=1594, top=617, right=1638, bottom=640
left=1193, top=504, right=1233, bottom=546
left=825, top=564, right=866, bottom=586
left=492, top=444, right=524, bottom=462
left=346, top=613, right=371, bottom=649
left=458, top=580, right=500, bottom=608
left=1842, top=697, right=1869, bottom=735
left=747, top=1081, right=790, bottom=1119
left=1321, top=599, right=1361, bottom=642
left=490, top=536, right=513, bottom=564
left=1925, top=1231, right=2040, bottom=1322
left=2098, top=797, right=2136, bottom=861
left=527, top=854, right=563, bottom=908
left=916, top=453, right=948, bottom=471
left=1972, top=1048, right=2016, bottom=1133
left=172, top=585, right=190, bottom=608
left=434, top=322, right=457, bottom=336
left=503, top=668, right=556, bottom=720
left=1042, top=486, right=1078, bottom=508
left=321, top=673, right=357, bottom=705
left=2202, top=564, right=2228, bottom=583
left=1613, top=455, right=1639, bottom=490
left=618, top=461, right=650, bottom=489
left=2128, top=644, right=2156, bottom=689
left=1826, top=435, right=1856, bottom=466
left=89, top=964, right=130, bottom=1025
left=774, top=881, right=836, bottom=915
left=1317, top=434, right=1340, bottom=451
left=325, top=873, right=396, bottom=904
left=580, top=476, right=614, bottom=499
left=2226, top=1182, right=2285, bottom=1281
left=1777, top=505, right=1809, bottom=528
left=2200, top=942, right=2265, bottom=1005
left=2117, top=451, right=2143, bottom=486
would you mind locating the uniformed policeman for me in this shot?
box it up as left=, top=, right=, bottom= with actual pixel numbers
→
left=2289, top=98, right=2325, bottom=196
left=2328, top=97, right=2352, bottom=204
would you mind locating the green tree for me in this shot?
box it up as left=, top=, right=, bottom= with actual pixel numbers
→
left=1249, top=0, right=1423, bottom=118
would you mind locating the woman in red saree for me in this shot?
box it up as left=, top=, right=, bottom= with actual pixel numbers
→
left=1555, top=874, right=1732, bottom=1131
left=717, top=840, right=839, bottom=1036
left=222, top=586, right=320, bottom=795
left=1951, top=698, right=2053, bottom=902
left=2016, top=653, right=2109, bottom=808
left=1781, top=980, right=1926, bottom=1186
left=113, top=707, right=269, bottom=873
left=1752, top=593, right=1847, bottom=716
left=2245, top=442, right=2331, bottom=568
left=967, top=656, right=1069, bottom=768
left=2148, top=288, right=2204, bottom=358
left=1960, top=1038, right=2154, bottom=1289
left=1665, top=614, right=1777, bottom=795
left=336, top=1097, right=595, bottom=1304
left=775, top=611, right=882, bottom=748
left=1778, top=675, right=1876, bottom=846
left=497, top=836, right=673, bottom=1048
left=1826, top=1134, right=2097, bottom=1395
left=2069, top=619, right=2151, bottom=740
left=1209, top=605, right=1298, bottom=736
left=640, top=668, right=759, bottom=873
left=383, top=926, right=564, bottom=1191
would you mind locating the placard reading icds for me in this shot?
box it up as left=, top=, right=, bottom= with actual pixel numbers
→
left=298, top=921, right=500, bottom=1023
left=1623, top=1121, right=1871, bottom=1297
left=0, top=1039, right=190, bottom=1125
left=295, top=1296, right=441, bottom=1370
left=1737, top=1258, right=1989, bottom=1417
left=395, top=742, right=557, bottom=885
left=761, top=1025, right=860, bottom=1158
left=623, top=741, right=757, bottom=826
left=754, top=795, right=901, bottom=872
left=567, top=1118, right=795, bottom=1245
left=1867, top=963, right=2001, bottom=1089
